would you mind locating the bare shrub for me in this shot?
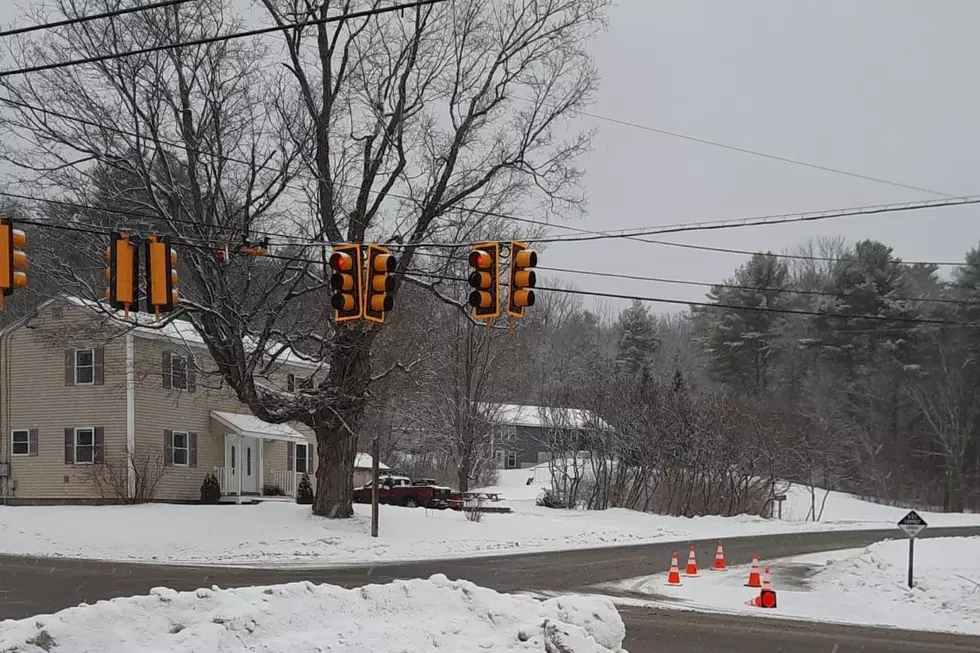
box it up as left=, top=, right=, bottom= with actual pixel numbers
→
left=82, top=449, right=165, bottom=504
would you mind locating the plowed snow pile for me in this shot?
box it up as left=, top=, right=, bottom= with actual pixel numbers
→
left=0, top=574, right=627, bottom=653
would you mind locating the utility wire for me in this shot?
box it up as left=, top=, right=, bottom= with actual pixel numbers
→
left=519, top=195, right=980, bottom=245
left=0, top=0, right=449, bottom=79
left=9, top=211, right=976, bottom=328
left=538, top=265, right=980, bottom=307
left=406, top=271, right=976, bottom=327
left=566, top=105, right=953, bottom=199
left=1, top=188, right=975, bottom=277
left=0, top=0, right=196, bottom=38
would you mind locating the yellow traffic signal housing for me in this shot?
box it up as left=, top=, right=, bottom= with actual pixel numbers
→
left=145, top=234, right=177, bottom=316
left=507, top=240, right=537, bottom=319
left=105, top=232, right=139, bottom=316
left=364, top=244, right=397, bottom=324
left=329, top=244, right=363, bottom=321
left=0, top=218, right=27, bottom=309
left=468, top=242, right=500, bottom=320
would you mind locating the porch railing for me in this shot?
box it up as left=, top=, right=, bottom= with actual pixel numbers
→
left=214, top=466, right=237, bottom=495
left=269, top=470, right=300, bottom=497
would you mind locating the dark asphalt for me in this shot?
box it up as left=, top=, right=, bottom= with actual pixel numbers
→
left=2, top=525, right=979, bottom=652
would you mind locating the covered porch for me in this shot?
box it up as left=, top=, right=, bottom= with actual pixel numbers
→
left=210, top=411, right=310, bottom=502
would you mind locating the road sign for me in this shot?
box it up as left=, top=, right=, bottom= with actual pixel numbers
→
left=897, top=510, right=928, bottom=538
left=897, top=510, right=928, bottom=589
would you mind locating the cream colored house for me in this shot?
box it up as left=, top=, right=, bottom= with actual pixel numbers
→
left=0, top=296, right=326, bottom=504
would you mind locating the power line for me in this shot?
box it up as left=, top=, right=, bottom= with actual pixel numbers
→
left=7, top=208, right=975, bottom=328
left=538, top=265, right=979, bottom=307
left=406, top=270, right=975, bottom=327
left=520, top=195, right=980, bottom=245
left=0, top=0, right=449, bottom=79
left=0, top=0, right=196, bottom=38
left=563, top=105, right=954, bottom=199
left=637, top=238, right=965, bottom=268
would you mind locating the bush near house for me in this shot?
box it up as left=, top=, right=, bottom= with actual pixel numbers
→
left=200, top=474, right=221, bottom=504
left=296, top=473, right=314, bottom=505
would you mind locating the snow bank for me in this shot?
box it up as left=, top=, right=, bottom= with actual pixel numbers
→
left=611, top=536, right=980, bottom=636
left=0, top=575, right=627, bottom=653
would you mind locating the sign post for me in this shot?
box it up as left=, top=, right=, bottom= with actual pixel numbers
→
left=897, top=510, right=928, bottom=588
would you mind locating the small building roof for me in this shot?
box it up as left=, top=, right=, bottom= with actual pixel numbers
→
left=354, top=453, right=389, bottom=470
left=479, top=403, right=611, bottom=430
left=211, top=411, right=308, bottom=443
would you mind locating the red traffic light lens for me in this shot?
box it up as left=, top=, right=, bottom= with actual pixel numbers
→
left=469, top=250, right=491, bottom=268
left=330, top=251, right=353, bottom=271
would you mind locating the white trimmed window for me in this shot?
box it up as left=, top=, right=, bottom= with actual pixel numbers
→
left=75, top=427, right=95, bottom=464
left=286, top=373, right=296, bottom=392
left=295, top=443, right=309, bottom=473
left=172, top=431, right=189, bottom=466
left=74, top=349, right=95, bottom=385
left=11, top=429, right=30, bottom=456
left=506, top=451, right=518, bottom=468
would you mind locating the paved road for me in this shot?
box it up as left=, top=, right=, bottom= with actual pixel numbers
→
left=2, top=526, right=979, bottom=652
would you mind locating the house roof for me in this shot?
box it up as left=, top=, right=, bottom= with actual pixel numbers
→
left=61, top=296, right=320, bottom=370
left=479, top=403, right=612, bottom=431
left=354, top=453, right=389, bottom=470
left=211, top=411, right=308, bottom=443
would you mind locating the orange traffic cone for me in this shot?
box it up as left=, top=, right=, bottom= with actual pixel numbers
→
left=748, top=567, right=777, bottom=608
left=684, top=544, right=699, bottom=577
left=666, top=552, right=683, bottom=586
left=712, top=541, right=726, bottom=571
left=744, top=553, right=761, bottom=588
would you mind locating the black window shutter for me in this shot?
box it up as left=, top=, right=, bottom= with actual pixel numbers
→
left=94, top=347, right=105, bottom=385
left=28, top=428, right=38, bottom=457
left=287, top=442, right=294, bottom=471
left=189, top=432, right=198, bottom=468
left=163, top=429, right=173, bottom=466
left=93, top=427, right=105, bottom=463
left=65, top=351, right=75, bottom=386
left=162, top=351, right=172, bottom=389
left=187, top=358, right=197, bottom=393
left=64, top=428, right=74, bottom=464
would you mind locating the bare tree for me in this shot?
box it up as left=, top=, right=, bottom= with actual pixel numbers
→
left=1, top=0, right=607, bottom=517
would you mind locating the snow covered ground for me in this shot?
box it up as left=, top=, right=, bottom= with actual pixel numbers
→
left=603, top=536, right=980, bottom=636
left=0, top=465, right=977, bottom=566
left=0, top=575, right=627, bottom=653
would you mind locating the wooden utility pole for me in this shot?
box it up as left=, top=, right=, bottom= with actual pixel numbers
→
left=371, top=436, right=380, bottom=537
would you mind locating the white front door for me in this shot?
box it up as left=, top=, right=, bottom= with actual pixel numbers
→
left=225, top=435, right=260, bottom=494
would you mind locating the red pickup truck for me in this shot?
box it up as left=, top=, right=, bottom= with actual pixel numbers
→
left=352, top=474, right=453, bottom=509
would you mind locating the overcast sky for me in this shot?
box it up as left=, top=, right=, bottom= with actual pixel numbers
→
left=2, top=1, right=978, bottom=314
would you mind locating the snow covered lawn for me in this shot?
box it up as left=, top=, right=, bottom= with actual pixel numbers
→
left=0, top=574, right=627, bottom=653
left=605, top=536, right=980, bottom=636
left=0, top=466, right=977, bottom=566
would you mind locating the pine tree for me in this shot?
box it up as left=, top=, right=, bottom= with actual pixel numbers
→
left=615, top=300, right=659, bottom=376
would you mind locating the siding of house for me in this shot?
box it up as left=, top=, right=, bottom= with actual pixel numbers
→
left=132, top=333, right=317, bottom=502
left=0, top=303, right=128, bottom=501
left=0, top=299, right=320, bottom=503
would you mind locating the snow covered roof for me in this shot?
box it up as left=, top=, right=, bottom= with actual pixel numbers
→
left=479, top=403, right=612, bottom=430
left=354, top=453, right=389, bottom=470
left=211, top=411, right=309, bottom=443
left=62, top=296, right=320, bottom=370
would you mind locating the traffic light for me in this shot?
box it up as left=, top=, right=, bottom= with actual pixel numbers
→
left=105, top=232, right=139, bottom=316
left=364, top=244, right=397, bottom=324
left=329, top=244, right=363, bottom=322
left=468, top=242, right=500, bottom=320
left=507, top=240, right=537, bottom=319
left=145, top=234, right=177, bottom=317
left=0, top=218, right=27, bottom=310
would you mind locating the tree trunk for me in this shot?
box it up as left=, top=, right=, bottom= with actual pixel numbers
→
left=312, top=328, right=373, bottom=519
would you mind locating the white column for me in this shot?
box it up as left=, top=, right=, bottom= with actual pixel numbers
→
left=237, top=433, right=243, bottom=501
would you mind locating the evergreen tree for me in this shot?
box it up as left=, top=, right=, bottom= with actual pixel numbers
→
left=615, top=300, right=659, bottom=376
